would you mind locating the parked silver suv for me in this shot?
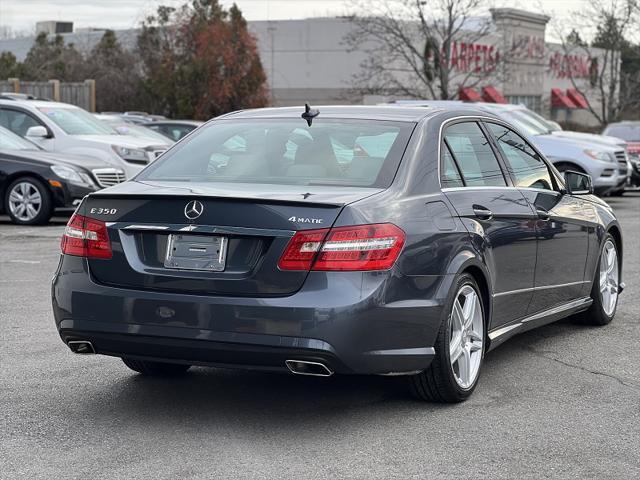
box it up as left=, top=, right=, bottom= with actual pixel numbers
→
left=0, top=98, right=169, bottom=179
left=392, top=100, right=628, bottom=196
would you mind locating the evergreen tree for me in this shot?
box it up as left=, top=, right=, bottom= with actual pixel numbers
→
left=85, top=30, right=143, bottom=112
left=22, top=32, right=84, bottom=81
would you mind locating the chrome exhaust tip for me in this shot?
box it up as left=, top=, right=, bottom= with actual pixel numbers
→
left=67, top=340, right=95, bottom=354
left=285, top=360, right=334, bottom=377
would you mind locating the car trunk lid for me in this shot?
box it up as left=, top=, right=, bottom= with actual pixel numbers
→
left=84, top=180, right=382, bottom=296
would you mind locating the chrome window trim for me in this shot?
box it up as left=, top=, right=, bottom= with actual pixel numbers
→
left=483, top=121, right=560, bottom=194
left=437, top=114, right=564, bottom=192
left=437, top=115, right=511, bottom=190
left=441, top=186, right=516, bottom=192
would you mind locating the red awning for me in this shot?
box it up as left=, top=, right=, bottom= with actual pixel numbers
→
left=458, top=87, right=482, bottom=102
left=566, top=89, right=588, bottom=108
left=481, top=86, right=507, bottom=104
left=551, top=88, right=577, bottom=109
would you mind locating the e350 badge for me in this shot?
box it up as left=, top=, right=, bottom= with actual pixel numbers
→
left=90, top=207, right=118, bottom=215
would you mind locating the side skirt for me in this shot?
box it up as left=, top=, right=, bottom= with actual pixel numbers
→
left=487, top=297, right=593, bottom=351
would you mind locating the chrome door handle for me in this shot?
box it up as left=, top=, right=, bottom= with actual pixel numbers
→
left=472, top=205, right=493, bottom=220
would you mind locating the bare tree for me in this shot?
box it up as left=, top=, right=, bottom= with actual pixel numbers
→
left=345, top=0, right=502, bottom=100
left=555, top=0, right=640, bottom=125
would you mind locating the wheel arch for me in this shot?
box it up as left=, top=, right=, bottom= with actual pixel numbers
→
left=444, top=250, right=493, bottom=333
left=462, top=265, right=491, bottom=327
left=2, top=171, right=55, bottom=201
left=607, top=224, right=623, bottom=273
left=552, top=160, right=587, bottom=173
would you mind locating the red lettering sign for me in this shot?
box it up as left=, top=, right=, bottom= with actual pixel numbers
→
left=549, top=52, right=595, bottom=79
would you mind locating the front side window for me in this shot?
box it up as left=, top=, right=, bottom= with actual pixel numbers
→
left=139, top=119, right=414, bottom=188
left=0, top=108, right=42, bottom=137
left=486, top=122, right=554, bottom=191
left=37, top=107, right=115, bottom=135
left=443, top=122, right=506, bottom=187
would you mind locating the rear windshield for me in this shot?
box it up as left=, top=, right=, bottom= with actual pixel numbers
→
left=138, top=119, right=415, bottom=188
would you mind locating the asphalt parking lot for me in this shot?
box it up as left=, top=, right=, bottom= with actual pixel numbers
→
left=1, top=193, right=639, bottom=479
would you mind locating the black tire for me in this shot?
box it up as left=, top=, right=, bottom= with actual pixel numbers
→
left=4, top=176, right=53, bottom=225
left=608, top=189, right=625, bottom=197
left=121, top=357, right=191, bottom=376
left=577, top=234, right=619, bottom=326
left=408, top=273, right=486, bottom=402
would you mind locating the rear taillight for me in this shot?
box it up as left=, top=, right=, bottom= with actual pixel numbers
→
left=278, top=223, right=405, bottom=271
left=277, top=228, right=329, bottom=271
left=60, top=213, right=112, bottom=259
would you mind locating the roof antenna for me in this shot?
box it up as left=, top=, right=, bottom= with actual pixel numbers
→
left=301, top=103, right=319, bottom=126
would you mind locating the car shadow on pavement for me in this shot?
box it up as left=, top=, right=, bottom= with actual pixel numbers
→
left=0, top=214, right=71, bottom=226
left=67, top=317, right=591, bottom=428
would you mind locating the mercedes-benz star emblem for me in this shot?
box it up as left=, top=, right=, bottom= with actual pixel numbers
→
left=184, top=200, right=204, bottom=220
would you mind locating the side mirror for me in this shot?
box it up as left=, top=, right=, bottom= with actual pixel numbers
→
left=564, top=170, right=593, bottom=195
left=25, top=125, right=49, bottom=139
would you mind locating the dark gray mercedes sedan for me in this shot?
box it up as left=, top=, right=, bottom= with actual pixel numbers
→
left=52, top=105, right=624, bottom=402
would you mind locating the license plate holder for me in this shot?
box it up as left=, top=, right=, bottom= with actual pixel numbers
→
left=164, top=234, right=227, bottom=271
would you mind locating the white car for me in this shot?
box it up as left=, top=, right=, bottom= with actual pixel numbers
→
left=0, top=99, right=169, bottom=179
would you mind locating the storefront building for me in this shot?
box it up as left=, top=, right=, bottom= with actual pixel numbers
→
left=0, top=8, right=615, bottom=126
left=250, top=8, right=614, bottom=126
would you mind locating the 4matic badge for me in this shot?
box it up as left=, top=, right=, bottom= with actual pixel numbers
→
left=288, top=216, right=323, bottom=224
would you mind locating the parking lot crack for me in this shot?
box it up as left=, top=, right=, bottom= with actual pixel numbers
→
left=525, top=345, right=640, bottom=391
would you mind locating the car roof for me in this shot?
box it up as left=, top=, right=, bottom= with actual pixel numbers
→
left=222, top=105, right=448, bottom=122
left=0, top=98, right=79, bottom=109
left=390, top=99, right=526, bottom=112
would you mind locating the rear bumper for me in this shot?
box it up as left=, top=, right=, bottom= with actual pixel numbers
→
left=52, top=256, right=448, bottom=375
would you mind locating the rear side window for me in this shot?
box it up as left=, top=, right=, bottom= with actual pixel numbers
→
left=486, top=123, right=554, bottom=191
left=139, top=119, right=415, bottom=188
left=443, top=122, right=506, bottom=187
left=151, top=124, right=194, bottom=141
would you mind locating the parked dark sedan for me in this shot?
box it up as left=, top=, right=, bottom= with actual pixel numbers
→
left=52, top=106, right=624, bottom=402
left=0, top=126, right=125, bottom=224
left=145, top=120, right=204, bottom=141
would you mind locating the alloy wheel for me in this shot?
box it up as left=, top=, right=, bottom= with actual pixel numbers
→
left=599, top=240, right=619, bottom=316
left=449, top=284, right=484, bottom=389
left=8, top=181, right=42, bottom=222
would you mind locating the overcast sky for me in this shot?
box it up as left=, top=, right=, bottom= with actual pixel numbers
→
left=0, top=0, right=594, bottom=38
